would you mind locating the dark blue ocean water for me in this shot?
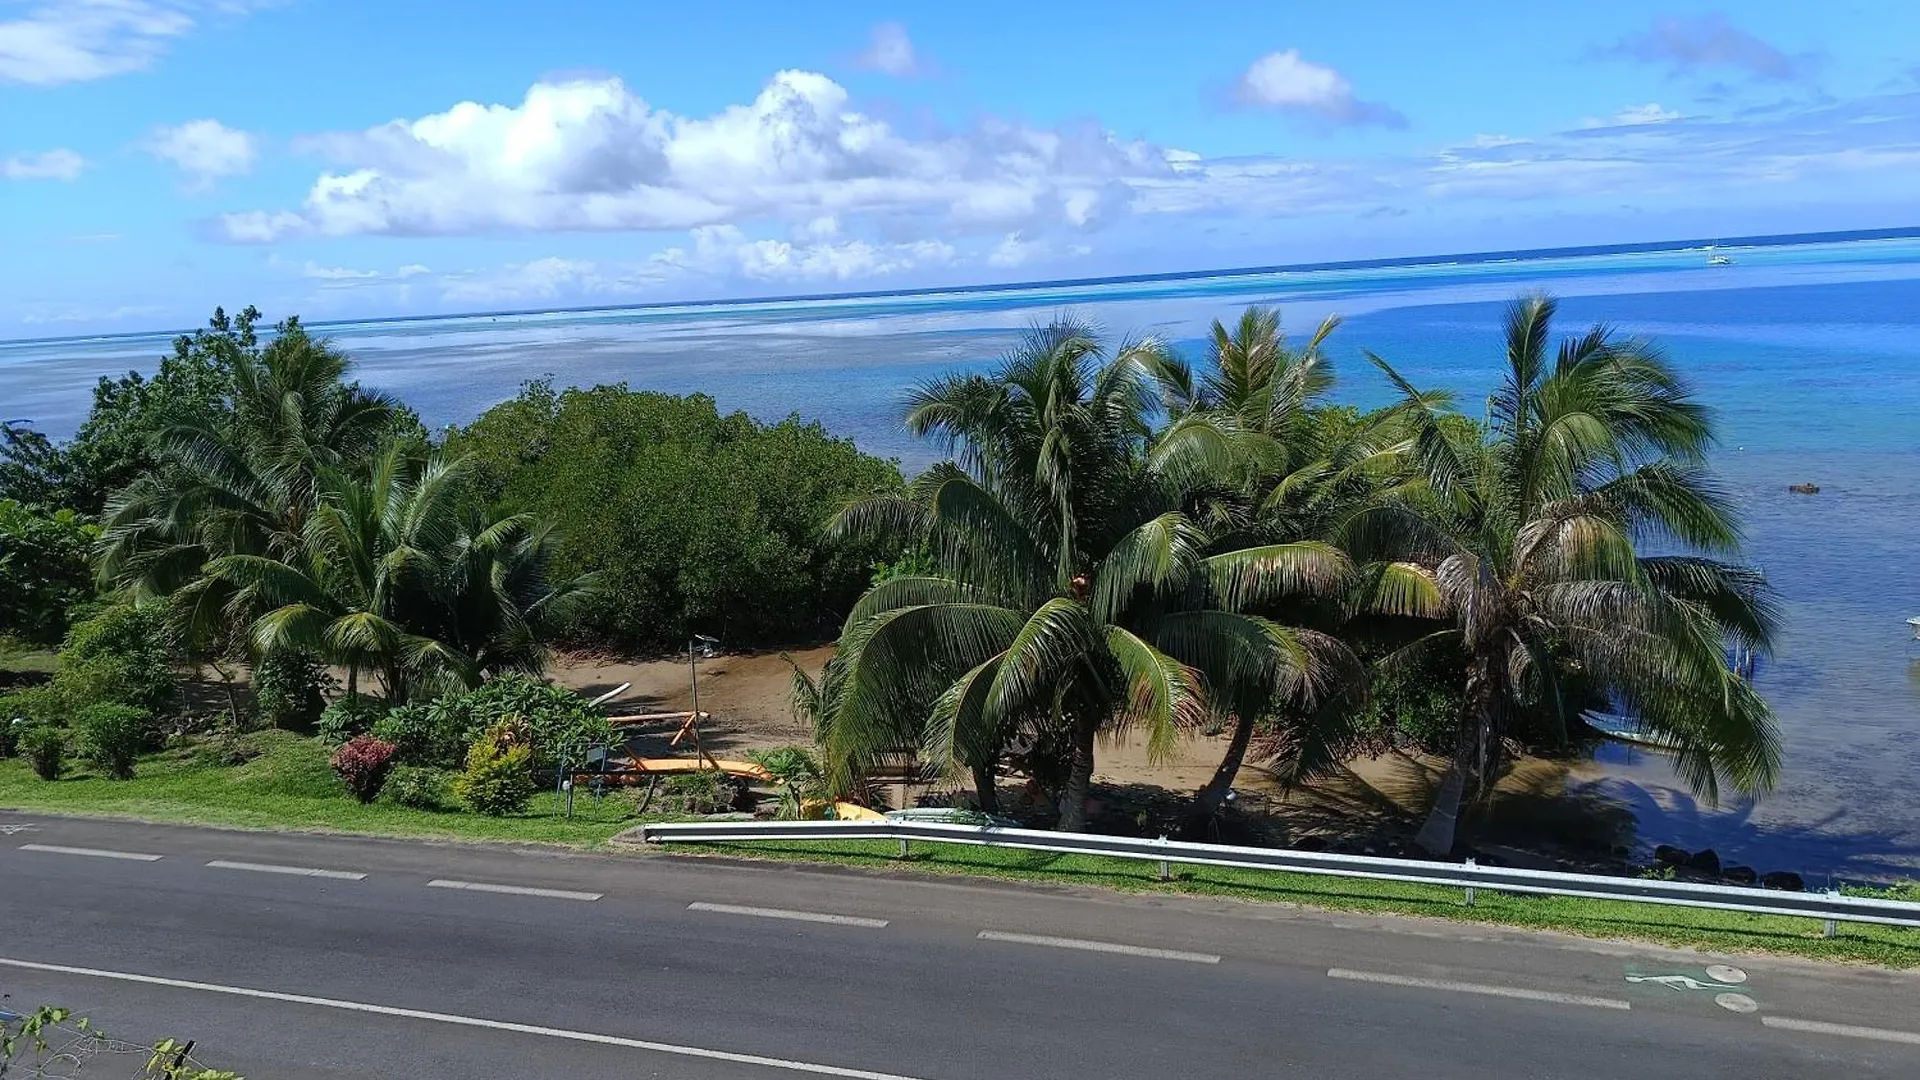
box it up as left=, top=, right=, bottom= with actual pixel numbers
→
left=6, top=237, right=1920, bottom=877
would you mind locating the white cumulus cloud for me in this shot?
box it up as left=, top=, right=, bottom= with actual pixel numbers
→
left=0, top=1, right=266, bottom=85
left=855, top=22, right=921, bottom=77
left=1234, top=49, right=1405, bottom=128
left=2, top=147, right=85, bottom=180
left=146, top=119, right=257, bottom=186
left=221, top=71, right=1167, bottom=243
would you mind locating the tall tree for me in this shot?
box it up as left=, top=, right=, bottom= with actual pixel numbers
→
left=821, top=318, right=1353, bottom=831
left=1149, top=308, right=1392, bottom=822
left=1354, top=294, right=1779, bottom=854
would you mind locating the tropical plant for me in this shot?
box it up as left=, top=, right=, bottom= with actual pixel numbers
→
left=317, top=695, right=388, bottom=745
left=330, top=734, right=399, bottom=803
left=453, top=721, right=538, bottom=815
left=200, top=449, right=591, bottom=706
left=1355, top=294, right=1779, bottom=853
left=821, top=317, right=1358, bottom=831
left=747, top=744, right=830, bottom=819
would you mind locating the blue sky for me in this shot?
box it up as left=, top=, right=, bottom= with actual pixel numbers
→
left=3, top=0, right=1918, bottom=336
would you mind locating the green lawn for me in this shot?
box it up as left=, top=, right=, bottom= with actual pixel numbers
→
left=0, top=730, right=647, bottom=845
left=5, top=731, right=1916, bottom=967
left=666, top=838, right=1920, bottom=968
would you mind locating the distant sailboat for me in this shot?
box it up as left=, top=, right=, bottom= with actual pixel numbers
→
left=1706, top=243, right=1734, bottom=267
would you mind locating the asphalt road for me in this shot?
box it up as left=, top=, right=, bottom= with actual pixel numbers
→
left=1, top=812, right=1917, bottom=1079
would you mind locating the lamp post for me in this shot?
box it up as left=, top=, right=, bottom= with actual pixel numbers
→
left=689, top=633, right=719, bottom=720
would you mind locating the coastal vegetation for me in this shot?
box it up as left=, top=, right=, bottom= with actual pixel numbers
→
left=0, top=297, right=1780, bottom=861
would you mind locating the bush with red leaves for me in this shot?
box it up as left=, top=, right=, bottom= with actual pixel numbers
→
left=330, top=734, right=398, bottom=804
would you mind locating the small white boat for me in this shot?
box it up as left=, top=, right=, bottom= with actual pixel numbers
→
left=1907, top=616, right=1920, bottom=640
left=1708, top=254, right=1734, bottom=267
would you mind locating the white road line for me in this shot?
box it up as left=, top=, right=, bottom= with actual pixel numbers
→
left=1763, top=1016, right=1920, bottom=1045
left=0, top=957, right=927, bottom=1080
left=976, top=931, right=1220, bottom=965
left=688, top=902, right=889, bottom=928
left=426, top=879, right=601, bottom=902
left=207, top=860, right=366, bottom=881
left=1327, top=968, right=1631, bottom=1011
left=19, top=844, right=162, bottom=862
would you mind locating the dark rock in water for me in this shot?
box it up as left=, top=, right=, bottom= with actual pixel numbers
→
left=1787, top=482, right=1820, bottom=495
left=1654, top=844, right=1690, bottom=868
left=1761, top=870, right=1806, bottom=891
left=1723, top=865, right=1758, bottom=886
left=1686, top=848, right=1722, bottom=875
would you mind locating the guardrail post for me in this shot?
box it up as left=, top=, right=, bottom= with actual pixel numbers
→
left=1823, top=889, right=1839, bottom=939
left=1463, top=857, right=1476, bottom=908
left=1156, top=835, right=1171, bottom=882
left=898, top=837, right=910, bottom=859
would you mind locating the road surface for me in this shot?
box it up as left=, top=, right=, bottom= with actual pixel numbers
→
left=1, top=811, right=1916, bottom=1078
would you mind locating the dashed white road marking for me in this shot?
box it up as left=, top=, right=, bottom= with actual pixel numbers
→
left=426, top=879, right=601, bottom=902
left=207, top=860, right=366, bottom=881
left=1328, top=969, right=1632, bottom=1011
left=19, top=843, right=162, bottom=862
left=1762, top=1016, right=1920, bottom=1045
left=688, top=902, right=888, bottom=928
left=976, top=931, right=1220, bottom=965
left=0, top=957, right=929, bottom=1079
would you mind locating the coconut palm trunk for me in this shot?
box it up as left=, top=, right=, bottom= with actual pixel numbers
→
left=970, top=759, right=1000, bottom=814
left=1057, top=712, right=1098, bottom=832
left=1192, top=711, right=1256, bottom=822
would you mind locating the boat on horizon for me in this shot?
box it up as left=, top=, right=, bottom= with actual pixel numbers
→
left=1706, top=244, right=1734, bottom=267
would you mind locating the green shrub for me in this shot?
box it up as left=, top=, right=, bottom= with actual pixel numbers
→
left=384, top=765, right=453, bottom=810
left=317, top=696, right=388, bottom=745
left=253, top=649, right=332, bottom=731
left=55, top=601, right=178, bottom=717
left=441, top=675, right=612, bottom=770
left=0, top=686, right=63, bottom=757
left=453, top=722, right=539, bottom=816
left=74, top=702, right=149, bottom=779
left=661, top=769, right=745, bottom=815
left=370, top=700, right=468, bottom=769
left=20, top=725, right=65, bottom=780
left=444, top=382, right=904, bottom=650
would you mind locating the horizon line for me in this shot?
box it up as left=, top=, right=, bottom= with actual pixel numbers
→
left=8, top=223, right=1919, bottom=349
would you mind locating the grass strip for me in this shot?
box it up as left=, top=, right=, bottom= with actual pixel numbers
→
left=666, top=837, right=1920, bottom=968
left=0, top=730, right=646, bottom=846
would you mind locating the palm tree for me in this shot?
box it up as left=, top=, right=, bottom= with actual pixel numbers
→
left=1354, top=294, right=1780, bottom=855
left=1149, top=308, right=1395, bottom=823
left=98, top=323, right=398, bottom=600
left=204, top=448, right=589, bottom=703
left=821, top=318, right=1354, bottom=831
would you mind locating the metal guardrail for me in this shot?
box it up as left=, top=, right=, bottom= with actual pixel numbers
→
left=637, top=819, right=1920, bottom=934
